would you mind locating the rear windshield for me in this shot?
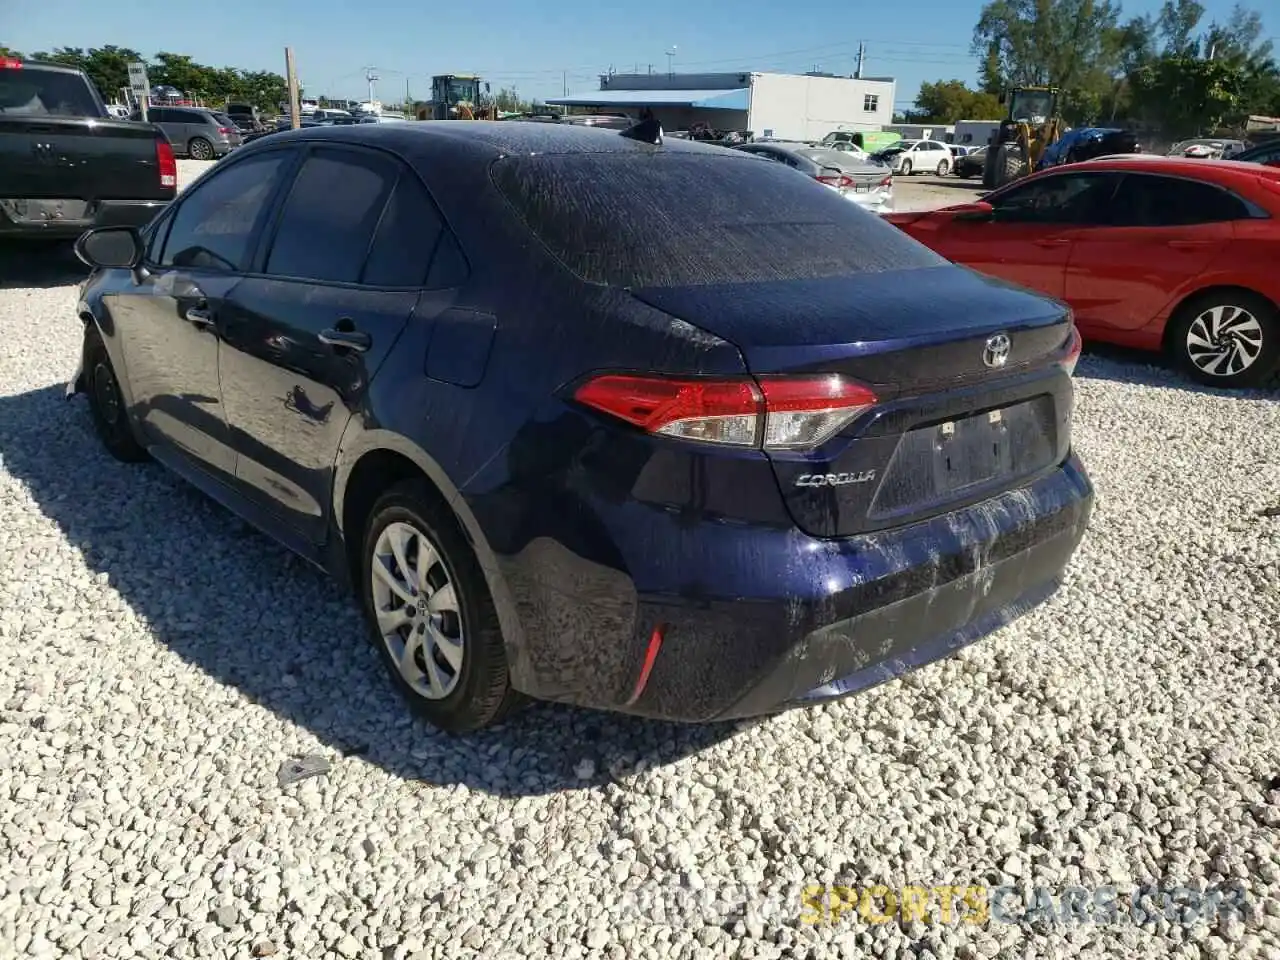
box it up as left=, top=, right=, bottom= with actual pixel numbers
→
left=490, top=152, right=942, bottom=287
left=793, top=148, right=868, bottom=168
left=0, top=67, right=101, bottom=118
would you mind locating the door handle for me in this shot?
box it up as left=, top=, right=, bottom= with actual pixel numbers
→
left=184, top=303, right=216, bottom=329
left=1033, top=238, right=1070, bottom=247
left=318, top=327, right=372, bottom=353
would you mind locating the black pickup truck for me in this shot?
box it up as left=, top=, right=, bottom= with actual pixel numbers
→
left=0, top=57, right=176, bottom=239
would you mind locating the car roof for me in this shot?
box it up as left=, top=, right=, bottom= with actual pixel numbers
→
left=1065, top=153, right=1280, bottom=185
left=250, top=119, right=744, bottom=163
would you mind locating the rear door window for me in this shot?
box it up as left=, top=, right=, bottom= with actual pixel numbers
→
left=264, top=146, right=397, bottom=283
left=0, top=67, right=101, bottom=117
left=1108, top=174, right=1251, bottom=226
left=490, top=151, right=943, bottom=287
left=361, top=173, right=448, bottom=287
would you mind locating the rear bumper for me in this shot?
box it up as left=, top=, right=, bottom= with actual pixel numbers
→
left=499, top=452, right=1093, bottom=722
left=0, top=198, right=170, bottom=239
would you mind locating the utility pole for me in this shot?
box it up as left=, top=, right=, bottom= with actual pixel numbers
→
left=856, top=41, right=865, bottom=79
left=562, top=71, right=567, bottom=96
left=365, top=65, right=379, bottom=104
left=405, top=76, right=410, bottom=110
left=666, top=47, right=677, bottom=77
left=285, top=47, right=301, bottom=129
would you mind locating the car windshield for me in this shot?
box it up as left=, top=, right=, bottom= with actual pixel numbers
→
left=491, top=152, right=942, bottom=288
left=0, top=68, right=100, bottom=117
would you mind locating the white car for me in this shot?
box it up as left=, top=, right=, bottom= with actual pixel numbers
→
left=879, top=139, right=954, bottom=176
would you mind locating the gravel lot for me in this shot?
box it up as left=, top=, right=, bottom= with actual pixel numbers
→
left=1, top=159, right=1279, bottom=960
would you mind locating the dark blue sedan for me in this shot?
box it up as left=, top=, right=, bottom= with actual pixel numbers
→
left=67, top=120, right=1094, bottom=732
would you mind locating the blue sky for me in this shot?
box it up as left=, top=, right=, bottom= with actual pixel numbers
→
left=6, top=0, right=1277, bottom=109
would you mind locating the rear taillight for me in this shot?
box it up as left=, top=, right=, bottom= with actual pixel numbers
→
left=0, top=58, right=21, bottom=70
left=573, top=374, right=878, bottom=450
left=1062, top=325, right=1083, bottom=376
left=155, top=137, right=177, bottom=188
left=879, top=174, right=893, bottom=188
left=815, top=174, right=855, bottom=189
left=218, top=126, right=232, bottom=135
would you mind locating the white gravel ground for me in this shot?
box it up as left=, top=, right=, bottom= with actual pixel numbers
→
left=1, top=160, right=1279, bottom=960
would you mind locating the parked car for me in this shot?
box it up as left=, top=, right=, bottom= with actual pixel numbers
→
left=874, top=139, right=954, bottom=176
left=954, top=146, right=987, bottom=179
left=225, top=102, right=266, bottom=134
left=1168, top=138, right=1247, bottom=159
left=732, top=141, right=894, bottom=213
left=884, top=156, right=1280, bottom=388
left=0, top=57, right=175, bottom=240
left=68, top=122, right=1092, bottom=732
left=146, top=106, right=242, bottom=159
left=1231, top=139, right=1280, bottom=167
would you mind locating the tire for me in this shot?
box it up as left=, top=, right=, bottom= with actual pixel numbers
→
left=84, top=326, right=148, bottom=463
left=936, top=158, right=950, bottom=176
left=992, top=143, right=1028, bottom=188
left=359, top=480, right=519, bottom=733
left=900, top=158, right=913, bottom=176
left=188, top=137, right=214, bottom=160
left=1167, top=290, right=1280, bottom=389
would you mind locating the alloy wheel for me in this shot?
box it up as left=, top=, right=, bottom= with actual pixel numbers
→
left=369, top=521, right=464, bottom=700
left=1185, top=304, right=1264, bottom=378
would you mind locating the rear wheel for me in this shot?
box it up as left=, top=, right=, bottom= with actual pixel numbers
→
left=188, top=137, right=214, bottom=160
left=84, top=328, right=148, bottom=463
left=900, top=158, right=913, bottom=176
left=936, top=158, right=950, bottom=176
left=1168, top=291, right=1279, bottom=389
left=359, top=480, right=519, bottom=733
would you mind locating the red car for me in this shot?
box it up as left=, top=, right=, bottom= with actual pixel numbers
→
left=885, top=156, right=1280, bottom=388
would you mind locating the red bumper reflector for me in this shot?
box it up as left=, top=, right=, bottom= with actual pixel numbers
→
left=626, top=624, right=665, bottom=706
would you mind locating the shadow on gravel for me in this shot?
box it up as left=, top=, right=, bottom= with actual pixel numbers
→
left=0, top=240, right=92, bottom=290
left=0, top=384, right=745, bottom=796
left=1076, top=343, right=1280, bottom=397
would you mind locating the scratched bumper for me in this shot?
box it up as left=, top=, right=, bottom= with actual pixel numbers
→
left=621, top=453, right=1094, bottom=722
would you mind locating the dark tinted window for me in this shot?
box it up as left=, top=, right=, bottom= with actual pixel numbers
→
left=361, top=174, right=443, bottom=286
left=1108, top=174, right=1250, bottom=226
left=161, top=152, right=288, bottom=271
left=491, top=152, right=943, bottom=287
left=426, top=232, right=469, bottom=289
left=265, top=147, right=396, bottom=283
left=991, top=172, right=1118, bottom=224
left=0, top=67, right=101, bottom=117
left=181, top=110, right=211, bottom=124
left=1239, top=142, right=1280, bottom=165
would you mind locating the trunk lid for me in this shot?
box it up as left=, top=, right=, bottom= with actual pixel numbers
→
left=630, top=265, right=1077, bottom=538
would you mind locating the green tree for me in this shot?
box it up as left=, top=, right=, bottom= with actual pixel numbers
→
left=911, top=80, right=1004, bottom=121
left=82, top=46, right=145, bottom=103
left=971, top=0, right=1125, bottom=121
left=1129, top=55, right=1247, bottom=136
left=0, top=45, right=22, bottom=59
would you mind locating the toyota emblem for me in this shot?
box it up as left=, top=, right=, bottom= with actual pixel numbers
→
left=983, top=333, right=1011, bottom=368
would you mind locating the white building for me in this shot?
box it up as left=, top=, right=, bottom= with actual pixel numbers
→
left=546, top=71, right=896, bottom=142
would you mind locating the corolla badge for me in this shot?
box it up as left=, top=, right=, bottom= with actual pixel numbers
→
left=796, top=471, right=876, bottom=488
left=983, top=333, right=1011, bottom=368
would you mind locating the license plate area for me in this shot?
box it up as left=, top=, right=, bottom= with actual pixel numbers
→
left=868, top=396, right=1057, bottom=520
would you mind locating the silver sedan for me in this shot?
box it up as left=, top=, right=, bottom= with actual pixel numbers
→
left=731, top=142, right=895, bottom=212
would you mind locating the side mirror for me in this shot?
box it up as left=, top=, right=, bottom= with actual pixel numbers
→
left=950, top=201, right=995, bottom=222
left=75, top=226, right=143, bottom=269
